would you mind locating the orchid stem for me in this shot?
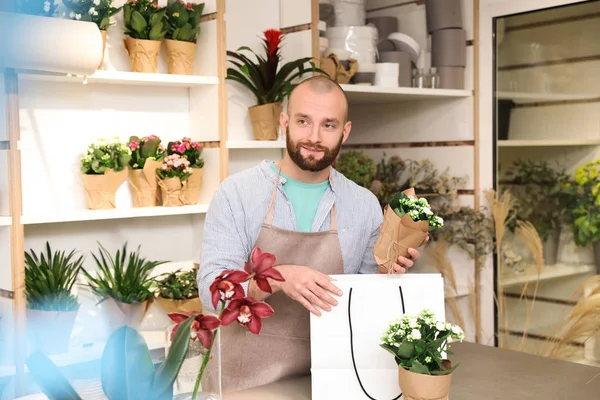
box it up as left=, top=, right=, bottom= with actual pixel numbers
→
left=191, top=301, right=226, bottom=400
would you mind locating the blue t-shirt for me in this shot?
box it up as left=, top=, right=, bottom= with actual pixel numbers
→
left=270, top=162, right=329, bottom=232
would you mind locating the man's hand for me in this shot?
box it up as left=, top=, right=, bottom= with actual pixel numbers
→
left=273, top=264, right=343, bottom=316
left=378, top=224, right=430, bottom=274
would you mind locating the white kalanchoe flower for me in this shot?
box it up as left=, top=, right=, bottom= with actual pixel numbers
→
left=93, top=0, right=101, bottom=5
left=409, top=329, right=421, bottom=340
left=75, top=13, right=81, bottom=20
left=44, top=1, right=50, bottom=12
left=425, top=356, right=432, bottom=363
left=89, top=7, right=95, bottom=15
left=69, top=11, right=75, bottom=18
left=422, top=207, right=433, bottom=215
left=436, top=321, right=446, bottom=331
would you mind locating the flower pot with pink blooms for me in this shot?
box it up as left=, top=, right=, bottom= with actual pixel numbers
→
left=127, top=135, right=165, bottom=207
left=26, top=247, right=283, bottom=400
left=164, top=138, right=204, bottom=205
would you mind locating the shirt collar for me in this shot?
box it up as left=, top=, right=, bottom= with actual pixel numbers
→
left=259, top=160, right=337, bottom=192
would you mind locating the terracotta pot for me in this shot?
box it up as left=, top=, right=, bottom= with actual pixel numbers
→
left=398, top=366, right=452, bottom=400
left=248, top=102, right=282, bottom=141
left=164, top=39, right=196, bottom=75
left=123, top=37, right=161, bottom=73
left=26, top=308, right=78, bottom=355
left=99, top=30, right=107, bottom=70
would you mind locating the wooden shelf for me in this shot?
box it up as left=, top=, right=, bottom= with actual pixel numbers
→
left=226, top=140, right=286, bottom=149
left=498, top=139, right=600, bottom=147
left=17, top=70, right=219, bottom=88
left=21, top=204, right=209, bottom=225
left=340, top=84, right=472, bottom=104
left=0, top=216, right=11, bottom=226
left=502, top=263, right=595, bottom=287
left=497, top=91, right=600, bottom=103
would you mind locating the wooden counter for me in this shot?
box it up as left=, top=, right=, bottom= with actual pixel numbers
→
left=224, top=342, right=600, bottom=400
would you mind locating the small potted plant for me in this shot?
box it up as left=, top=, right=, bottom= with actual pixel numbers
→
left=156, top=154, right=193, bottom=206
left=166, top=137, right=204, bottom=204
left=122, top=0, right=168, bottom=73
left=226, top=29, right=324, bottom=140
left=163, top=0, right=205, bottom=75
left=381, top=309, right=464, bottom=400
left=80, top=137, right=131, bottom=210
left=127, top=134, right=165, bottom=207
left=335, top=150, right=377, bottom=188
left=81, top=242, right=167, bottom=332
left=153, top=268, right=202, bottom=314
left=61, top=0, right=122, bottom=70
left=24, top=242, right=84, bottom=355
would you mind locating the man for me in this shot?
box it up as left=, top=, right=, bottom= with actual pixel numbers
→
left=198, top=75, right=427, bottom=393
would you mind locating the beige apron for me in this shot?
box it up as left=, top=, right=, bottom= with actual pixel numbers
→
left=204, top=164, right=344, bottom=394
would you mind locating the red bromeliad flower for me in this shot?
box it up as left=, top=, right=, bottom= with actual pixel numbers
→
left=209, top=270, right=249, bottom=309
left=244, top=247, right=284, bottom=293
left=220, top=297, right=275, bottom=334
left=168, top=312, right=220, bottom=348
left=262, top=29, right=283, bottom=61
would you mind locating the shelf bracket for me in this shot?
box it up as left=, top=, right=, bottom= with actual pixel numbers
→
left=0, top=140, right=9, bottom=150
left=0, top=288, right=14, bottom=299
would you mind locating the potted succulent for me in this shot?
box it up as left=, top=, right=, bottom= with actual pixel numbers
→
left=61, top=0, right=122, bottom=70
left=166, top=137, right=204, bottom=204
left=163, top=0, right=205, bottom=75
left=127, top=134, right=165, bottom=207
left=24, top=242, right=84, bottom=355
left=122, top=0, right=168, bottom=73
left=153, top=268, right=202, bottom=314
left=381, top=309, right=464, bottom=400
left=80, top=137, right=131, bottom=210
left=81, top=242, right=167, bottom=332
left=335, top=150, right=377, bottom=188
left=226, top=29, right=324, bottom=140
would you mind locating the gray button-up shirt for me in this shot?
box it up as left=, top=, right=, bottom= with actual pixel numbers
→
left=198, top=160, right=383, bottom=312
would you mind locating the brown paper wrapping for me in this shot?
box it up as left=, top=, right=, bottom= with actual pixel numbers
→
left=128, top=159, right=162, bottom=207
left=159, top=177, right=187, bottom=207
left=398, top=366, right=452, bottom=400
left=182, top=167, right=203, bottom=204
left=374, top=187, right=429, bottom=273
left=98, top=30, right=107, bottom=70
left=164, top=39, right=196, bottom=75
left=82, top=169, right=128, bottom=210
left=26, top=309, right=78, bottom=355
left=248, top=102, right=282, bottom=140
left=103, top=297, right=153, bottom=331
left=319, top=53, right=358, bottom=84
left=123, top=36, right=161, bottom=73
left=156, top=296, right=203, bottom=314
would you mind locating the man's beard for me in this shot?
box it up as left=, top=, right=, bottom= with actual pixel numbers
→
left=285, top=127, right=344, bottom=172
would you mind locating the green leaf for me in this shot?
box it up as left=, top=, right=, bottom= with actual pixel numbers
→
left=430, top=361, right=459, bottom=375
left=149, top=21, right=166, bottom=41
left=396, top=341, right=415, bottom=358
left=131, top=10, right=148, bottom=35
left=408, top=359, right=430, bottom=375
left=26, top=351, right=81, bottom=400
left=101, top=326, right=155, bottom=399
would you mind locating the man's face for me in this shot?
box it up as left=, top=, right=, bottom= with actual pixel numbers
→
left=281, top=85, right=351, bottom=172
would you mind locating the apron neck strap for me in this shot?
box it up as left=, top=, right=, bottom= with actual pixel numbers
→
left=265, top=160, right=337, bottom=231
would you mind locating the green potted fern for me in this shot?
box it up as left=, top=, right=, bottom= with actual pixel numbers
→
left=25, top=242, right=84, bottom=355
left=81, top=242, right=167, bottom=332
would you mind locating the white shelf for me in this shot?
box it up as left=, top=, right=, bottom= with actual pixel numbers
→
left=17, top=70, right=219, bottom=88
left=340, top=84, right=472, bottom=104
left=0, top=216, right=11, bottom=226
left=502, top=263, right=595, bottom=287
left=498, top=139, right=600, bottom=147
left=497, top=91, right=600, bottom=103
left=21, top=204, right=209, bottom=225
left=226, top=140, right=286, bottom=149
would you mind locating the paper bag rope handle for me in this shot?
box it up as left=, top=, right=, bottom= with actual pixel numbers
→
left=348, top=286, right=405, bottom=400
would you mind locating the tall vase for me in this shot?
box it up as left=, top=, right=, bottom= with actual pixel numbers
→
left=593, top=241, right=600, bottom=274
left=542, top=228, right=561, bottom=265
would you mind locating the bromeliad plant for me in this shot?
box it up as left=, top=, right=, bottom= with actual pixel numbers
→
left=62, top=0, right=122, bottom=31
left=167, top=247, right=284, bottom=399
left=128, top=134, right=165, bottom=170
left=381, top=309, right=465, bottom=375
left=164, top=0, right=205, bottom=42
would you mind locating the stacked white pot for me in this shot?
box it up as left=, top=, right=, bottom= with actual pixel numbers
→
left=330, top=0, right=366, bottom=27
left=425, top=0, right=466, bottom=89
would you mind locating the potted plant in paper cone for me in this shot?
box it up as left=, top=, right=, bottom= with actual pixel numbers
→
left=163, top=0, right=205, bottom=75
left=166, top=137, right=204, bottom=204
left=153, top=269, right=202, bottom=314
left=24, top=242, right=84, bottom=355
left=81, top=242, right=167, bottom=332
left=381, top=309, right=464, bottom=400
left=127, top=134, right=165, bottom=207
left=62, top=0, right=122, bottom=70
left=80, top=137, right=131, bottom=210
left=374, top=187, right=444, bottom=273
left=122, top=0, right=168, bottom=73
left=226, top=29, right=324, bottom=141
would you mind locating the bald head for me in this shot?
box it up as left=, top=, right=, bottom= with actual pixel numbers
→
left=288, top=76, right=349, bottom=122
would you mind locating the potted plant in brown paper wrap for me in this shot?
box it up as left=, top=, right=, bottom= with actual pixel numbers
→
left=381, top=309, right=464, bottom=400
left=163, top=0, right=205, bottom=75
left=62, top=0, right=122, bottom=70
left=81, top=242, right=167, bottom=331
left=226, top=29, right=325, bottom=140
left=153, top=269, right=202, bottom=314
left=127, top=134, right=165, bottom=207
left=374, top=188, right=444, bottom=273
left=122, top=0, right=168, bottom=73
left=24, top=242, right=84, bottom=355
left=166, top=137, right=204, bottom=203
left=80, top=137, right=131, bottom=210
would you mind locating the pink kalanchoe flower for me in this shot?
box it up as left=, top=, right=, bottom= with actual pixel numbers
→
left=220, top=297, right=275, bottom=334
left=129, top=141, right=139, bottom=150
left=168, top=312, right=220, bottom=348
left=209, top=270, right=249, bottom=309
left=244, top=247, right=284, bottom=293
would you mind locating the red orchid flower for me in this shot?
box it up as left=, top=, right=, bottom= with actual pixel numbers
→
left=263, top=29, right=283, bottom=61
left=168, top=312, right=220, bottom=348
left=244, top=247, right=284, bottom=293
left=220, top=297, right=274, bottom=334
left=209, top=270, right=249, bottom=309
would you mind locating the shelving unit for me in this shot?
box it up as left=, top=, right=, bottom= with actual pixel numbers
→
left=0, top=217, right=11, bottom=226
left=497, top=91, right=600, bottom=103
left=502, top=263, right=595, bottom=287
left=226, top=139, right=286, bottom=149
left=341, top=84, right=473, bottom=104
left=498, top=139, right=600, bottom=147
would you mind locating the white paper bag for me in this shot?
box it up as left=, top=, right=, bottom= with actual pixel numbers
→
left=310, top=273, right=446, bottom=400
